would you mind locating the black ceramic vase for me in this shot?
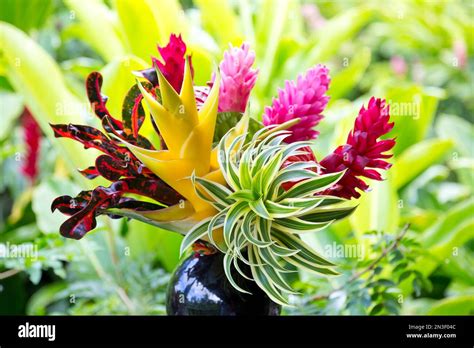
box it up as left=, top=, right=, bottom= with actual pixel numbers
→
left=166, top=243, right=281, bottom=315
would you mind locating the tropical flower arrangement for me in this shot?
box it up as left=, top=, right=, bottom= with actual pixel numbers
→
left=51, top=34, right=395, bottom=307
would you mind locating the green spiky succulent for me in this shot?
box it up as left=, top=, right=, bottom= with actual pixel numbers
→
left=180, top=125, right=357, bottom=305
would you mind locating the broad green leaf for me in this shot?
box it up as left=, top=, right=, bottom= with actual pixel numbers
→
left=412, top=198, right=474, bottom=279
left=385, top=84, right=445, bottom=156
left=194, top=0, right=241, bottom=47
left=26, top=282, right=67, bottom=315
left=0, top=0, right=53, bottom=33
left=145, top=0, right=187, bottom=45
left=350, top=173, right=400, bottom=237
left=423, top=198, right=474, bottom=248
left=32, top=178, right=80, bottom=234
left=101, top=56, right=149, bottom=121
left=427, top=295, right=474, bottom=315
left=295, top=7, right=373, bottom=71
left=64, top=0, right=126, bottom=61
left=0, top=92, right=23, bottom=141
left=0, top=22, right=98, bottom=177
left=392, top=139, right=453, bottom=189
left=436, top=114, right=474, bottom=158
left=126, top=219, right=182, bottom=272
left=255, top=0, right=290, bottom=90
left=328, top=47, right=371, bottom=101
left=114, top=0, right=161, bottom=61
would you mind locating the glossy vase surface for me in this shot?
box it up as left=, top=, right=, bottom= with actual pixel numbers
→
left=166, top=250, right=281, bottom=315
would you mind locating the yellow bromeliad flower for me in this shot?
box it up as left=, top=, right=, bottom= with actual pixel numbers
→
left=121, top=56, right=249, bottom=227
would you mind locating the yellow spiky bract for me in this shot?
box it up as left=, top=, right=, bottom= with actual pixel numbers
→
left=122, top=56, right=248, bottom=222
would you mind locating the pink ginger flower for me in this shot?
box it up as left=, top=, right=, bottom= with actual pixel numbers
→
left=453, top=40, right=467, bottom=69
left=390, top=56, right=407, bottom=76
left=218, top=43, right=258, bottom=113
left=21, top=109, right=41, bottom=183
left=320, top=97, right=395, bottom=199
left=263, top=65, right=330, bottom=143
left=301, top=4, right=326, bottom=30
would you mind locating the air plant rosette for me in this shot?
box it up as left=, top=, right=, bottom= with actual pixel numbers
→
left=50, top=34, right=395, bottom=315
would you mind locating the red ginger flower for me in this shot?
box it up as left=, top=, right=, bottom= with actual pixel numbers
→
left=136, top=34, right=192, bottom=92
left=152, top=34, right=191, bottom=92
left=263, top=65, right=330, bottom=143
left=21, top=109, right=41, bottom=183
left=319, top=97, right=395, bottom=199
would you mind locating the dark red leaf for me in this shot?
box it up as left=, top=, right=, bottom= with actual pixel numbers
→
left=54, top=177, right=183, bottom=239
left=78, top=166, right=100, bottom=180
left=86, top=72, right=113, bottom=119
left=95, top=155, right=129, bottom=181
left=122, top=82, right=153, bottom=138
left=59, top=188, right=110, bottom=239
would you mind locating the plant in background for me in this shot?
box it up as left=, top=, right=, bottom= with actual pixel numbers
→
left=49, top=34, right=395, bottom=309
left=289, top=225, right=430, bottom=315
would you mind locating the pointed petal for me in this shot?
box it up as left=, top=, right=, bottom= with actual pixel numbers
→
left=179, top=56, right=198, bottom=123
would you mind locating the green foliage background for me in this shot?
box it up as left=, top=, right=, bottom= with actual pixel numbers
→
left=0, top=0, right=472, bottom=315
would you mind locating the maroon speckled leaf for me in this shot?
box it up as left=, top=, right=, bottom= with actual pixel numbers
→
left=50, top=123, right=119, bottom=157
left=50, top=123, right=147, bottom=173
left=86, top=72, right=113, bottom=120
left=53, top=177, right=183, bottom=239
left=101, top=116, right=155, bottom=150
left=78, top=166, right=100, bottom=180
left=95, top=154, right=129, bottom=181
left=122, top=82, right=153, bottom=138
left=58, top=188, right=110, bottom=239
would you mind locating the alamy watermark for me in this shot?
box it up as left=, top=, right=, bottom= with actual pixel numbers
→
left=323, top=242, right=366, bottom=261
left=0, top=242, right=38, bottom=261
left=388, top=97, right=420, bottom=120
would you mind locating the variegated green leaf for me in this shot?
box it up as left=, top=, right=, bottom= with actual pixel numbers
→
left=273, top=229, right=335, bottom=266
left=249, top=247, right=288, bottom=306
left=286, top=254, right=339, bottom=276
left=249, top=198, right=272, bottom=219
left=279, top=171, right=345, bottom=200
left=223, top=201, right=249, bottom=247
left=180, top=217, right=212, bottom=255
left=193, top=175, right=235, bottom=206
left=274, top=217, right=333, bottom=233
left=242, top=210, right=272, bottom=247
left=224, top=253, right=252, bottom=294
left=303, top=206, right=357, bottom=222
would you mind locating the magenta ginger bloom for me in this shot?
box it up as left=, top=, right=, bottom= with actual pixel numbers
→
left=218, top=43, right=258, bottom=112
left=320, top=97, right=395, bottom=199
left=263, top=65, right=330, bottom=143
left=136, top=34, right=192, bottom=92
left=21, top=109, right=41, bottom=183
left=152, top=34, right=192, bottom=92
